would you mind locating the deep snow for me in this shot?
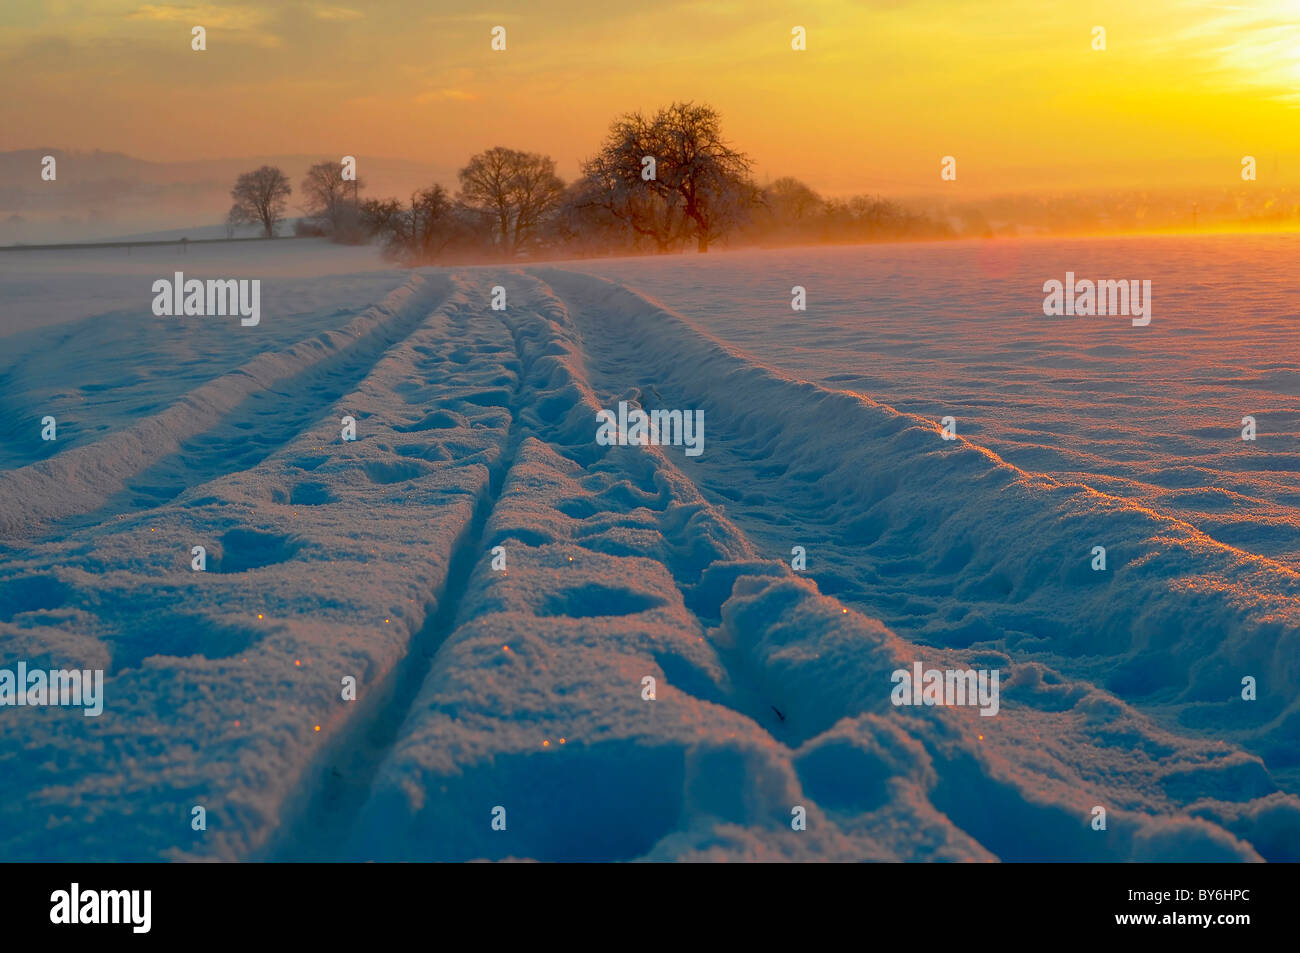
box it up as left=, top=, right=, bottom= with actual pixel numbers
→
left=0, top=236, right=1297, bottom=862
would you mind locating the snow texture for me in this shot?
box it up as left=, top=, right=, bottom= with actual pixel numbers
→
left=1, top=237, right=1297, bottom=862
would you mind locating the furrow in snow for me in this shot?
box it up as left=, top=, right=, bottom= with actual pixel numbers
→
left=0, top=273, right=519, bottom=860
left=340, top=270, right=1300, bottom=861
left=532, top=268, right=1300, bottom=792
left=267, top=276, right=536, bottom=860
left=0, top=272, right=452, bottom=538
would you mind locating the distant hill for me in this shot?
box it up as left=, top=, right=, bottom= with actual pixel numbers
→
left=0, top=149, right=459, bottom=244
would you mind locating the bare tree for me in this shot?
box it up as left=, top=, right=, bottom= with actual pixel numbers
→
left=224, top=203, right=248, bottom=239
left=583, top=102, right=757, bottom=252
left=764, top=177, right=822, bottom=222
left=360, top=197, right=403, bottom=238
left=654, top=102, right=757, bottom=252
left=407, top=184, right=457, bottom=259
left=362, top=185, right=487, bottom=264
left=457, top=147, right=565, bottom=256
left=549, top=179, right=635, bottom=255
left=301, top=161, right=365, bottom=238
left=230, top=165, right=292, bottom=238
left=581, top=114, right=686, bottom=252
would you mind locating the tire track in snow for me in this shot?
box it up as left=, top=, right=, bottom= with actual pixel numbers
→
left=335, top=273, right=900, bottom=861
left=0, top=275, right=518, bottom=860
left=532, top=270, right=1300, bottom=720
left=523, top=274, right=802, bottom=744
left=499, top=274, right=793, bottom=747
left=265, top=458, right=507, bottom=860
left=37, top=263, right=1269, bottom=863
left=522, top=269, right=1300, bottom=861
left=0, top=273, right=452, bottom=539
left=268, top=275, right=536, bottom=860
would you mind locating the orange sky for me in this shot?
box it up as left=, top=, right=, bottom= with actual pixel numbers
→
left=2, top=0, right=1298, bottom=196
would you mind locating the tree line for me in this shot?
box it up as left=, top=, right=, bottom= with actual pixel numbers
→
left=227, top=102, right=951, bottom=263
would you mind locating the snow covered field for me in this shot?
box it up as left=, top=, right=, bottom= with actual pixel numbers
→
left=0, top=235, right=1297, bottom=862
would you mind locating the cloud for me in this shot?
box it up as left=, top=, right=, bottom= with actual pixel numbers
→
left=128, top=4, right=269, bottom=30
left=423, top=12, right=524, bottom=25
left=312, top=5, right=364, bottom=21
left=123, top=3, right=280, bottom=48
left=414, top=88, right=479, bottom=103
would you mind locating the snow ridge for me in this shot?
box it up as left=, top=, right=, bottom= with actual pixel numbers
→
left=1, top=267, right=1295, bottom=862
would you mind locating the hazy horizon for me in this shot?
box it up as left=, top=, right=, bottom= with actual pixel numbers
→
left=2, top=144, right=1297, bottom=247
